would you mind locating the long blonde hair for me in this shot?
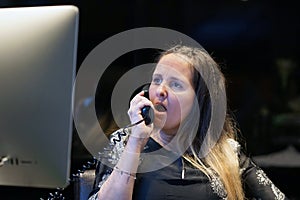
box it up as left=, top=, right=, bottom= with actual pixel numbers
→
left=161, top=45, right=244, bottom=200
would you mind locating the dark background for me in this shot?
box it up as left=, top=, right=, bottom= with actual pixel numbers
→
left=0, top=0, right=299, bottom=199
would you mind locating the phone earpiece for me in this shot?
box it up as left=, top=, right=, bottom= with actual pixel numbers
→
left=129, top=83, right=154, bottom=125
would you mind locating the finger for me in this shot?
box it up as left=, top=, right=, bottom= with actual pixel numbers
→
left=130, top=91, right=149, bottom=107
left=128, top=99, right=152, bottom=119
left=130, top=91, right=143, bottom=106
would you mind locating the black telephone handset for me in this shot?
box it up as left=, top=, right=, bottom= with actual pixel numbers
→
left=141, top=89, right=154, bottom=125
left=111, top=86, right=154, bottom=145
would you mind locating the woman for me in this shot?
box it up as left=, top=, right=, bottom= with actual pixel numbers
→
left=89, top=45, right=287, bottom=199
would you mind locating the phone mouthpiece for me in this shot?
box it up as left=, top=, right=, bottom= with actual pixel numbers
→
left=141, top=106, right=154, bottom=125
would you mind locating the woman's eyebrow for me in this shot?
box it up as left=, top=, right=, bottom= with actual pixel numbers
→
left=152, top=73, right=162, bottom=77
left=169, top=77, right=182, bottom=81
left=169, top=77, right=188, bottom=84
left=153, top=74, right=187, bottom=82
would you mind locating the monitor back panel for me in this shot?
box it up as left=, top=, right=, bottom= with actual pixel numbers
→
left=0, top=5, right=79, bottom=188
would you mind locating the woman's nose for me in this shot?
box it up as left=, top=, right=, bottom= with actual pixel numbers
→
left=156, top=84, right=168, bottom=100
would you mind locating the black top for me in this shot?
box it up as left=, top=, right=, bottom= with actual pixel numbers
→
left=132, top=138, right=219, bottom=200
left=88, top=130, right=288, bottom=200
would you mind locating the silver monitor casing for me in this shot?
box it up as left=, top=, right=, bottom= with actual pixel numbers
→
left=0, top=5, right=78, bottom=188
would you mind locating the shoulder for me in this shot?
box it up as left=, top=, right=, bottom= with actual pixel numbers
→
left=109, top=128, right=129, bottom=145
left=230, top=141, right=287, bottom=199
left=227, top=138, right=241, bottom=153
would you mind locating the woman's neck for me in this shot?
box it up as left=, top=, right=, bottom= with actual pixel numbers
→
left=151, top=128, right=176, bottom=147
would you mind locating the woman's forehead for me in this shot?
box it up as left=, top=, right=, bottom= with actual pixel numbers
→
left=154, top=54, right=194, bottom=83
left=158, top=53, right=191, bottom=67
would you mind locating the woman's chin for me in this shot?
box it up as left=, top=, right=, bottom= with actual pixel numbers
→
left=153, top=120, right=165, bottom=130
left=153, top=109, right=166, bottom=124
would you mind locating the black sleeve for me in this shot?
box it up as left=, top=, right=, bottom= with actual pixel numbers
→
left=88, top=159, right=113, bottom=198
left=88, top=129, right=127, bottom=199
left=240, top=153, right=289, bottom=200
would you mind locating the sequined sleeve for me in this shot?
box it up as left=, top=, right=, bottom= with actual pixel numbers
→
left=240, top=152, right=288, bottom=200
left=227, top=139, right=288, bottom=199
left=88, top=129, right=127, bottom=199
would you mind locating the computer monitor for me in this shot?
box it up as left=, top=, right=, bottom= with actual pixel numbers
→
left=0, top=5, right=79, bottom=188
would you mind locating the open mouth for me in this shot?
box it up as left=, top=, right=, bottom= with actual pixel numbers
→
left=154, top=104, right=167, bottom=112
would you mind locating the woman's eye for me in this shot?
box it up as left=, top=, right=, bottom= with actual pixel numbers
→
left=152, top=77, right=162, bottom=84
left=170, top=81, right=183, bottom=89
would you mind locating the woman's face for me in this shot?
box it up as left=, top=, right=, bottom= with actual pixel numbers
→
left=149, top=53, right=196, bottom=134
